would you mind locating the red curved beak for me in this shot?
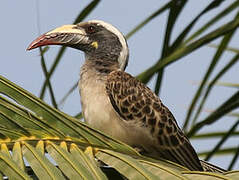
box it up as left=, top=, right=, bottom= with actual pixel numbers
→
left=27, top=33, right=58, bottom=50
left=27, top=24, right=86, bottom=51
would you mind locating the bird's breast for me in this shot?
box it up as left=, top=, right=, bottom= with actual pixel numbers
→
left=79, top=67, right=155, bottom=150
left=79, top=70, right=129, bottom=141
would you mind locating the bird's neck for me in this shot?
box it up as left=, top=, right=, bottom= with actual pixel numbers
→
left=81, top=58, right=120, bottom=78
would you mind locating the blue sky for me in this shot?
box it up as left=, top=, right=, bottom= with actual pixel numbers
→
left=1, top=0, right=238, bottom=169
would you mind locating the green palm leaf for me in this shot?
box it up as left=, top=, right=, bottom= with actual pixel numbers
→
left=0, top=74, right=238, bottom=179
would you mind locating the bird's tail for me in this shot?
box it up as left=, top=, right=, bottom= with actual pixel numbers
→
left=200, top=160, right=226, bottom=173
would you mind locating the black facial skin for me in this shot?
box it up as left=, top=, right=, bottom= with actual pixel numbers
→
left=78, top=23, right=123, bottom=62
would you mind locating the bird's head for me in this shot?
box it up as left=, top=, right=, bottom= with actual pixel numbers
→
left=27, top=20, right=129, bottom=70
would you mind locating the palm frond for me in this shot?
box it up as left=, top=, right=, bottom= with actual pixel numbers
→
left=1, top=75, right=238, bottom=179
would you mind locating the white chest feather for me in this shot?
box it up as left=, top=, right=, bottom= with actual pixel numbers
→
left=79, top=76, right=111, bottom=129
left=79, top=67, right=128, bottom=140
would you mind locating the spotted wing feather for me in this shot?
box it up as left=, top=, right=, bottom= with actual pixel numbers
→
left=106, top=70, right=203, bottom=171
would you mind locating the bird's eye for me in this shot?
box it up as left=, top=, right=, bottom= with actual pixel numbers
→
left=87, top=25, right=96, bottom=34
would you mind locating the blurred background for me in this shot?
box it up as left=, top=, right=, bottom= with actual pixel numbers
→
left=1, top=0, right=238, bottom=170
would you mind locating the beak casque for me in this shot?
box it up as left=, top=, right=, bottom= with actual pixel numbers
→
left=27, top=25, right=87, bottom=50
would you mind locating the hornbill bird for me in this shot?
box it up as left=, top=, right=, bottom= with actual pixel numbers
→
left=28, top=20, right=225, bottom=172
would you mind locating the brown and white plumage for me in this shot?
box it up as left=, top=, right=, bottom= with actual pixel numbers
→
left=27, top=20, right=225, bottom=172
left=106, top=70, right=202, bottom=171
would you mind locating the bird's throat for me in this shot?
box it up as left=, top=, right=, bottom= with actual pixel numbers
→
left=83, top=58, right=120, bottom=76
